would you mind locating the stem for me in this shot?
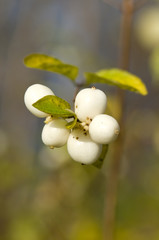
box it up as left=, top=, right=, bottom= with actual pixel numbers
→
left=73, top=84, right=82, bottom=102
left=103, top=1, right=134, bottom=240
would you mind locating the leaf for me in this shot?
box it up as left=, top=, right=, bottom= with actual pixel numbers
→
left=66, top=116, right=77, bottom=129
left=24, top=53, right=79, bottom=81
left=85, top=68, right=148, bottom=95
left=33, top=95, right=76, bottom=118
left=93, top=145, right=109, bottom=169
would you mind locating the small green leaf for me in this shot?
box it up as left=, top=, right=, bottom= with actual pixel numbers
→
left=24, top=53, right=79, bottom=81
left=93, top=145, right=108, bottom=169
left=33, top=95, right=76, bottom=118
left=85, top=68, right=148, bottom=95
left=66, top=116, right=77, bottom=129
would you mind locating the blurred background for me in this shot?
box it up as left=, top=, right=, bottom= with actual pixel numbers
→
left=0, top=0, right=159, bottom=239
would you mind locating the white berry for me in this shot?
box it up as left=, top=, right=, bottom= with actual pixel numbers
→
left=89, top=114, right=120, bottom=144
left=75, top=87, right=107, bottom=122
left=24, top=84, right=54, bottom=118
left=67, top=128, right=102, bottom=164
left=41, top=118, right=70, bottom=148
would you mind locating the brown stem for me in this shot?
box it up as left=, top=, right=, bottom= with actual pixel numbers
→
left=103, top=1, right=134, bottom=240
left=73, top=84, right=82, bottom=103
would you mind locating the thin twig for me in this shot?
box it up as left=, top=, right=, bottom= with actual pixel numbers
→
left=103, top=0, right=134, bottom=239
left=102, top=0, right=121, bottom=10
left=73, top=84, right=83, bottom=103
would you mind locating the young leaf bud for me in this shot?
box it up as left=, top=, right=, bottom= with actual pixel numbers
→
left=42, top=118, right=70, bottom=148
left=24, top=84, right=54, bottom=117
left=67, top=128, right=102, bottom=165
left=74, top=87, right=107, bottom=122
left=89, top=114, right=120, bottom=144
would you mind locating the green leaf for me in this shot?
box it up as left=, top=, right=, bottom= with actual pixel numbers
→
left=93, top=145, right=109, bottom=169
left=66, top=116, right=77, bottom=129
left=24, top=53, right=79, bottom=81
left=85, top=68, right=148, bottom=95
left=33, top=95, right=76, bottom=118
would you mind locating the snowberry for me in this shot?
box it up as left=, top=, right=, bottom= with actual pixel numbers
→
left=41, top=118, right=70, bottom=148
left=67, top=128, right=102, bottom=164
left=89, top=114, right=120, bottom=144
left=24, top=84, right=54, bottom=118
left=74, top=87, right=107, bottom=122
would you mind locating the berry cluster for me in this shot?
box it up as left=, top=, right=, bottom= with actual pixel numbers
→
left=24, top=84, right=120, bottom=165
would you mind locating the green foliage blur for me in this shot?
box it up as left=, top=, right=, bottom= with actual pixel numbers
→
left=0, top=0, right=159, bottom=239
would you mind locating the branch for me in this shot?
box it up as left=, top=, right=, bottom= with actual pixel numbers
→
left=103, top=0, right=134, bottom=239
left=73, top=81, right=84, bottom=102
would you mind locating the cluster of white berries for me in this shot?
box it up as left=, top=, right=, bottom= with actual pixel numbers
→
left=24, top=84, right=120, bottom=165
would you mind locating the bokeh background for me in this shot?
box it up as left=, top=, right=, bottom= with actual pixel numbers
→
left=0, top=0, right=159, bottom=239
